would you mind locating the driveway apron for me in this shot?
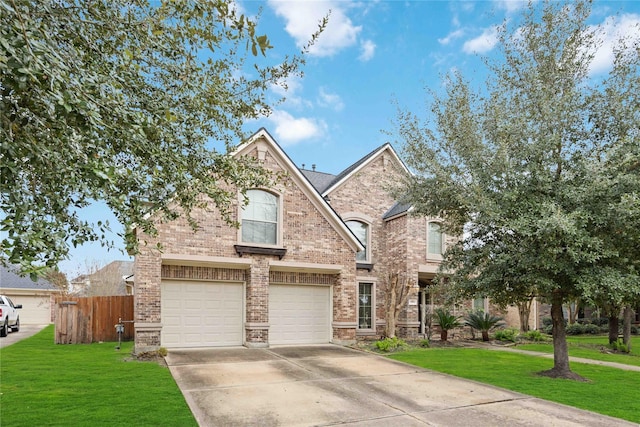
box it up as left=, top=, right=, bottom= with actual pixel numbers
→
left=166, top=345, right=634, bottom=427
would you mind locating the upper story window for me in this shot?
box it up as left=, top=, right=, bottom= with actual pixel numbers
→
left=346, top=220, right=369, bottom=262
left=241, top=189, right=278, bottom=245
left=427, top=221, right=443, bottom=257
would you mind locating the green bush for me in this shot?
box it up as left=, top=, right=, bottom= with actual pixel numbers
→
left=583, top=324, right=600, bottom=334
left=631, top=325, right=638, bottom=335
left=610, top=339, right=629, bottom=353
left=566, top=323, right=586, bottom=335
left=494, top=328, right=519, bottom=342
left=543, top=324, right=553, bottom=335
left=522, top=330, right=545, bottom=342
left=419, top=339, right=430, bottom=348
left=591, top=317, right=609, bottom=326
left=375, top=337, right=406, bottom=352
left=542, top=317, right=553, bottom=327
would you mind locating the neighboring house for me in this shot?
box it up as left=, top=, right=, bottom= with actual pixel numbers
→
left=133, top=129, right=454, bottom=352
left=0, top=265, right=58, bottom=324
left=70, top=261, right=134, bottom=296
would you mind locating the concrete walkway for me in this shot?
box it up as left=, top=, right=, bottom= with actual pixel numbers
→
left=166, top=345, right=636, bottom=426
left=463, top=341, right=640, bottom=372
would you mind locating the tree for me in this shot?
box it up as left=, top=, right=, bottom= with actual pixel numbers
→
left=464, top=311, right=504, bottom=342
left=1, top=0, right=324, bottom=276
left=391, top=1, right=639, bottom=379
left=433, top=307, right=461, bottom=342
left=382, top=272, right=413, bottom=338
left=44, top=267, right=70, bottom=296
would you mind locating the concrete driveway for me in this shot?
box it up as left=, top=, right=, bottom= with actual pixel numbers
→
left=166, top=345, right=634, bottom=427
left=0, top=324, right=48, bottom=348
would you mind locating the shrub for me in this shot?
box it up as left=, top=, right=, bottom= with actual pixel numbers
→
left=522, top=330, right=545, bottom=342
left=494, top=328, right=519, bottom=342
left=609, top=339, right=629, bottom=353
left=158, top=347, right=168, bottom=357
left=542, top=317, right=553, bottom=327
left=591, top=317, right=609, bottom=327
left=566, top=323, right=586, bottom=335
left=631, top=325, right=638, bottom=335
left=583, top=324, right=600, bottom=334
left=464, top=311, right=505, bottom=342
left=419, top=339, right=430, bottom=348
left=375, top=337, right=406, bottom=352
left=433, top=308, right=462, bottom=342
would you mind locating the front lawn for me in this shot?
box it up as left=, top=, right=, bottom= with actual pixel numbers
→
left=517, top=335, right=640, bottom=367
left=0, top=326, right=197, bottom=427
left=389, top=348, right=640, bottom=423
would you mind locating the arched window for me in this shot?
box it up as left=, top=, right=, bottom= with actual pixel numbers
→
left=241, top=189, right=278, bottom=245
left=427, top=221, right=443, bottom=256
left=346, top=220, right=369, bottom=262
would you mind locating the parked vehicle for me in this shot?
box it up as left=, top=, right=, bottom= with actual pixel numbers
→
left=0, top=295, right=22, bottom=337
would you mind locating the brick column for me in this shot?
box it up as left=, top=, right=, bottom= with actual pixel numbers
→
left=134, top=248, right=162, bottom=354
left=245, top=256, right=270, bottom=347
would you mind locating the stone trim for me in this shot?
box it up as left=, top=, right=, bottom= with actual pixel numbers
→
left=161, top=265, right=247, bottom=282
left=245, top=322, right=269, bottom=330
left=332, top=322, right=357, bottom=328
left=269, top=271, right=335, bottom=285
left=135, top=323, right=162, bottom=332
left=234, top=244, right=287, bottom=259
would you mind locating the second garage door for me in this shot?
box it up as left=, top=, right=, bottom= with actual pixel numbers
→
left=161, top=280, right=243, bottom=348
left=269, top=284, right=330, bottom=345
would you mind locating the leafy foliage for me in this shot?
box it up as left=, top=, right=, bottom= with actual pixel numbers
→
left=374, top=336, right=407, bottom=352
left=391, top=0, right=639, bottom=377
left=464, top=311, right=504, bottom=341
left=1, top=0, right=324, bottom=275
left=433, top=307, right=461, bottom=341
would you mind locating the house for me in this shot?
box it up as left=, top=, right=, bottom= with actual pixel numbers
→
left=70, top=261, right=134, bottom=296
left=0, top=265, right=58, bottom=324
left=133, top=129, right=453, bottom=352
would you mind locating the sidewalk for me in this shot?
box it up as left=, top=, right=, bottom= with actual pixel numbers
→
left=463, top=341, right=640, bottom=372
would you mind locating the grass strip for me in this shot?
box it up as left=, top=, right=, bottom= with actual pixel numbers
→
left=0, top=326, right=197, bottom=427
left=389, top=348, right=640, bottom=423
left=517, top=335, right=640, bottom=367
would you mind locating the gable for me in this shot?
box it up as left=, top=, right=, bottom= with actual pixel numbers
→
left=233, top=129, right=363, bottom=253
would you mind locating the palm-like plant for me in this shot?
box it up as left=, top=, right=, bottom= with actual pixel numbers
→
left=465, top=311, right=505, bottom=341
left=433, top=308, right=462, bottom=342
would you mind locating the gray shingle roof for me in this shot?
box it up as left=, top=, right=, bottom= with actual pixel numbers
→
left=383, top=202, right=411, bottom=220
left=0, top=265, right=57, bottom=290
left=300, top=169, right=337, bottom=193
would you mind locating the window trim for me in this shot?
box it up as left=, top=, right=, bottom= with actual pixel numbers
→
left=426, top=220, right=444, bottom=261
left=357, top=281, right=376, bottom=334
left=345, top=218, right=371, bottom=263
left=239, top=188, right=283, bottom=248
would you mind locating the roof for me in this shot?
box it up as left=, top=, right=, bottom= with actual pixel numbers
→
left=300, top=169, right=337, bottom=194
left=0, top=265, right=57, bottom=291
left=383, top=202, right=412, bottom=220
left=320, top=143, right=411, bottom=197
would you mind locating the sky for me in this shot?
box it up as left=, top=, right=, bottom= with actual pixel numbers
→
left=57, top=0, right=640, bottom=278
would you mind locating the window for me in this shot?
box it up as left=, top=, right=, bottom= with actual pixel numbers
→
left=346, top=220, right=369, bottom=261
left=241, top=189, right=278, bottom=245
left=427, top=221, right=443, bottom=256
left=358, top=283, right=373, bottom=329
left=473, top=297, right=487, bottom=312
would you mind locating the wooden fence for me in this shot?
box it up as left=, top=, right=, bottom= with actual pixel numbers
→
left=54, top=296, right=134, bottom=344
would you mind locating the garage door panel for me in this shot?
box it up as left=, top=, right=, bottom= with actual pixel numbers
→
left=161, top=281, right=243, bottom=348
left=269, top=284, right=330, bottom=345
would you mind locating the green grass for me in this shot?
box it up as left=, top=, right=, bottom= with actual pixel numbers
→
left=517, top=335, right=640, bottom=367
left=390, top=348, right=640, bottom=423
left=0, top=326, right=197, bottom=427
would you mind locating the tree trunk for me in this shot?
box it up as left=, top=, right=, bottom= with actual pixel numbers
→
left=386, top=278, right=397, bottom=338
left=623, top=306, right=633, bottom=352
left=518, top=299, right=532, bottom=332
left=481, top=330, right=489, bottom=342
left=608, top=315, right=619, bottom=344
left=441, top=329, right=448, bottom=341
left=539, top=295, right=583, bottom=380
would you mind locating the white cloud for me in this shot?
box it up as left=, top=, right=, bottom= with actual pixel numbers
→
left=267, top=110, right=326, bottom=145
left=588, top=13, right=640, bottom=75
left=358, top=39, right=376, bottom=61
left=268, top=1, right=362, bottom=57
left=463, top=26, right=499, bottom=54
left=493, top=0, right=530, bottom=13
left=317, top=87, right=344, bottom=111
left=438, top=29, right=465, bottom=46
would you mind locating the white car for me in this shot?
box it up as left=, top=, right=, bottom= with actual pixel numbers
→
left=0, top=295, right=22, bottom=337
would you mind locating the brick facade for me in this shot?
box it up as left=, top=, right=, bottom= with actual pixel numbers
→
left=133, top=130, right=456, bottom=352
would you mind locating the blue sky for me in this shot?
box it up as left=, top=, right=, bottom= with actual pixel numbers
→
left=58, top=0, right=640, bottom=277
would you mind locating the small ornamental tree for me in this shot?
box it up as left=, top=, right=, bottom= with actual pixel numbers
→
left=433, top=308, right=461, bottom=342
left=465, top=311, right=504, bottom=342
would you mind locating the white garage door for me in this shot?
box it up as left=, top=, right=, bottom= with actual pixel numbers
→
left=161, top=281, right=243, bottom=348
left=269, top=284, right=330, bottom=345
left=8, top=295, right=52, bottom=324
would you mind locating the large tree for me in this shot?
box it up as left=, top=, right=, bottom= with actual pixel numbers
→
left=391, top=1, right=639, bottom=379
left=1, top=0, right=323, bottom=276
